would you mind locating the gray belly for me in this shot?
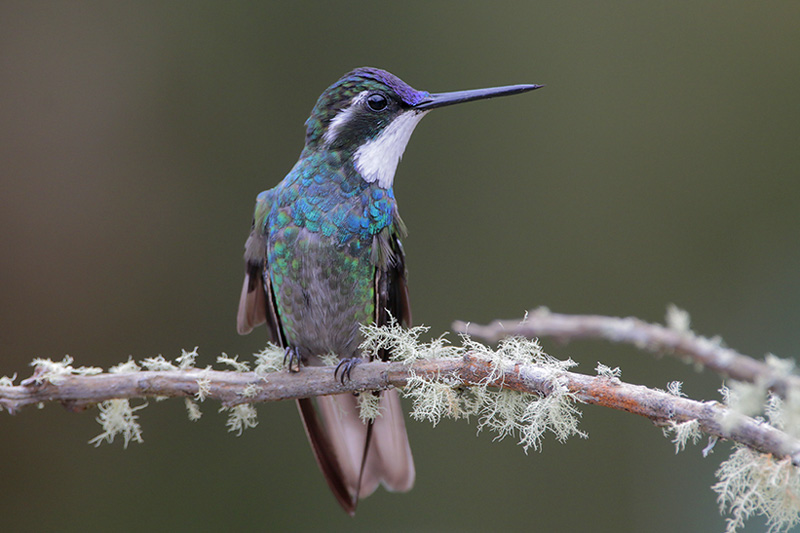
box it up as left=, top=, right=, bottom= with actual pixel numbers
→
left=273, top=230, right=374, bottom=364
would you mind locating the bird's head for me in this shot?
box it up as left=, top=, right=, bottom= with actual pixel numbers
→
left=303, top=67, right=541, bottom=188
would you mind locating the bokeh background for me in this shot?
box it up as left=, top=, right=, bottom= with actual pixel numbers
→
left=1, top=2, right=798, bottom=532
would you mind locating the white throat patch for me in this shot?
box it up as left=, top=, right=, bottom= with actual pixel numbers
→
left=354, top=110, right=428, bottom=188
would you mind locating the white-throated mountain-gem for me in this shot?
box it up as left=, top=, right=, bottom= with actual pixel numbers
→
left=237, top=67, right=541, bottom=514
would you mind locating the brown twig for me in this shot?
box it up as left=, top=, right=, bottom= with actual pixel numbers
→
left=2, top=355, right=799, bottom=465
left=454, top=309, right=800, bottom=396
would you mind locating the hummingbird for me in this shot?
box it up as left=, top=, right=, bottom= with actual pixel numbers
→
left=237, top=67, right=541, bottom=514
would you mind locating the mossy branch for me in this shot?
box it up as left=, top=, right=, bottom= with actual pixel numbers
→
left=455, top=306, right=800, bottom=396
left=2, top=352, right=799, bottom=465
left=3, top=311, right=799, bottom=532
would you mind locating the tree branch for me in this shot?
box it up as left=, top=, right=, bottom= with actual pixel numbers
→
left=3, top=354, right=799, bottom=465
left=454, top=308, right=800, bottom=395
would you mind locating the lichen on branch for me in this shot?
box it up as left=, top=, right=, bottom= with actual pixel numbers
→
left=2, top=313, right=800, bottom=532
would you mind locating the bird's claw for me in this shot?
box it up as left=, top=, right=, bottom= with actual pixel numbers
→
left=283, top=347, right=302, bottom=373
left=334, top=357, right=362, bottom=384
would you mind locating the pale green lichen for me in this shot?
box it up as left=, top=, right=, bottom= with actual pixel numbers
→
left=0, top=373, right=17, bottom=386
left=185, top=398, right=202, bottom=421
left=217, top=353, right=250, bottom=372
left=766, top=390, right=800, bottom=439
left=240, top=383, right=259, bottom=398
left=176, top=347, right=199, bottom=369
left=766, top=353, right=796, bottom=376
left=220, top=404, right=258, bottom=435
left=522, top=383, right=586, bottom=450
left=667, top=381, right=686, bottom=398
left=404, top=375, right=477, bottom=426
left=475, top=378, right=586, bottom=453
left=719, top=355, right=797, bottom=431
left=766, top=393, right=784, bottom=427
left=140, top=355, right=178, bottom=371
left=462, top=334, right=563, bottom=373
left=109, top=357, right=141, bottom=374
left=361, top=324, right=585, bottom=452
left=662, top=419, right=701, bottom=453
left=468, top=338, right=583, bottom=452
left=253, top=344, right=285, bottom=375
left=713, top=446, right=800, bottom=533
left=318, top=352, right=340, bottom=367
left=713, top=351, right=800, bottom=531
left=596, top=362, right=621, bottom=379
left=360, top=320, right=460, bottom=364
left=89, top=399, right=146, bottom=448
left=195, top=376, right=211, bottom=402
left=665, top=304, right=691, bottom=333
left=137, top=348, right=203, bottom=372
left=357, top=392, right=383, bottom=422
left=30, top=355, right=102, bottom=384
left=719, top=381, right=768, bottom=432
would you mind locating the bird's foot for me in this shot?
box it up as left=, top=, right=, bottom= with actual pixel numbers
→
left=334, top=357, right=362, bottom=384
left=283, top=347, right=302, bottom=373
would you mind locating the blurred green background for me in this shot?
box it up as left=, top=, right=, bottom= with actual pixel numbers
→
left=1, top=2, right=798, bottom=532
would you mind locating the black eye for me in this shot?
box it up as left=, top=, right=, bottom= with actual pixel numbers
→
left=366, top=93, right=388, bottom=111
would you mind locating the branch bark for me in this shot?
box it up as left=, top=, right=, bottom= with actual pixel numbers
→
left=3, top=354, right=799, bottom=466
left=454, top=309, right=800, bottom=396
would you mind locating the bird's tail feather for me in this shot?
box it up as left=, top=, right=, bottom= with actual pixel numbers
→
left=296, top=398, right=356, bottom=515
left=299, top=390, right=414, bottom=513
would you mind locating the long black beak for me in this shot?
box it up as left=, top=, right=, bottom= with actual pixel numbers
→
left=413, top=83, right=543, bottom=111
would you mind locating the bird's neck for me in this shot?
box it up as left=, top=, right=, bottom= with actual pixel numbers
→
left=352, top=111, right=428, bottom=189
